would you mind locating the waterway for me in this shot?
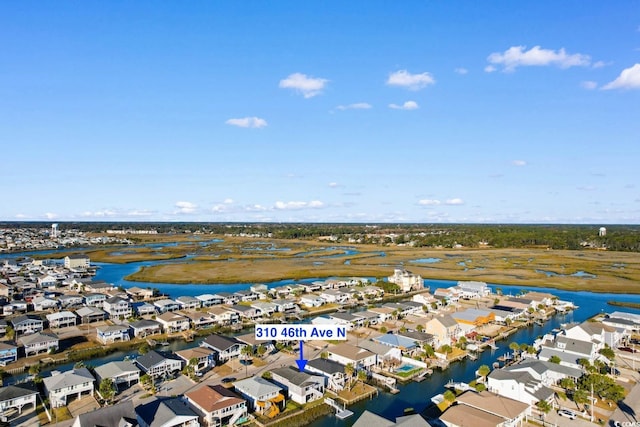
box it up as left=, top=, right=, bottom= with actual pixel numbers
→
left=5, top=249, right=640, bottom=425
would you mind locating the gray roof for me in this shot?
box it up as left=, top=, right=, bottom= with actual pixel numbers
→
left=330, top=312, right=359, bottom=322
left=554, top=335, right=594, bottom=356
left=18, top=332, right=58, bottom=346
left=352, top=410, right=394, bottom=427
left=43, top=367, right=94, bottom=390
left=129, top=319, right=161, bottom=329
left=74, top=400, right=137, bottom=427
left=136, top=350, right=180, bottom=370
left=136, top=397, right=198, bottom=427
left=11, top=314, right=43, bottom=326
left=234, top=376, right=282, bottom=398
left=306, top=358, right=345, bottom=375
left=357, top=339, right=397, bottom=356
left=76, top=306, right=106, bottom=317
left=202, top=334, right=242, bottom=352
left=436, top=314, right=458, bottom=328
left=95, top=360, right=140, bottom=379
left=397, top=330, right=435, bottom=343
left=0, top=383, right=38, bottom=402
left=509, top=359, right=582, bottom=378
left=270, top=366, right=321, bottom=387
left=538, top=348, right=583, bottom=365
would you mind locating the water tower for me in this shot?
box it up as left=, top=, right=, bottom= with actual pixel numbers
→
left=51, top=223, right=58, bottom=238
left=599, top=227, right=606, bottom=237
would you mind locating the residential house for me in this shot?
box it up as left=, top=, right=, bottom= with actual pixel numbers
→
left=0, top=342, right=18, bottom=366
left=72, top=400, right=137, bottom=427
left=387, top=269, right=423, bottom=293
left=133, top=302, right=157, bottom=316
left=433, top=287, right=460, bottom=304
left=424, top=315, right=462, bottom=347
left=456, top=281, right=491, bottom=299
left=64, top=255, right=90, bottom=269
left=356, top=340, right=402, bottom=368
left=196, top=294, right=224, bottom=308
left=0, top=383, right=38, bottom=416
left=271, top=299, right=298, bottom=314
left=96, top=325, right=131, bottom=344
left=299, top=294, right=325, bottom=309
left=58, top=294, right=84, bottom=309
left=75, top=306, right=107, bottom=324
left=83, top=293, right=108, bottom=308
left=94, top=360, right=140, bottom=391
left=185, top=384, right=247, bottom=427
left=201, top=335, right=246, bottom=363
left=319, top=289, right=350, bottom=304
left=157, top=312, right=190, bottom=334
left=46, top=311, right=77, bottom=329
left=487, top=367, right=555, bottom=406
left=103, top=296, right=132, bottom=319
left=84, top=281, right=116, bottom=293
left=216, top=293, right=239, bottom=305
left=207, top=306, right=239, bottom=326
left=136, top=397, right=200, bottom=427
left=126, top=286, right=155, bottom=300
left=129, top=319, right=162, bottom=338
left=305, top=358, right=347, bottom=392
left=564, top=321, right=623, bottom=348
left=439, top=391, right=531, bottom=427
left=176, top=296, right=201, bottom=311
left=32, top=295, right=59, bottom=311
left=250, top=302, right=276, bottom=317
left=372, top=334, right=418, bottom=353
left=521, top=291, right=556, bottom=307
left=135, top=350, right=183, bottom=379
left=451, top=309, right=495, bottom=334
left=250, top=284, right=269, bottom=299
left=43, top=367, right=95, bottom=408
left=154, top=299, right=181, bottom=313
left=412, top=293, right=437, bottom=307
left=182, top=311, right=216, bottom=330
left=328, top=343, right=376, bottom=371
left=538, top=335, right=599, bottom=369
left=233, top=377, right=284, bottom=416
left=233, top=290, right=259, bottom=302
left=37, top=274, right=58, bottom=289
left=328, top=312, right=364, bottom=329
left=367, top=307, right=395, bottom=323
left=269, top=366, right=324, bottom=405
left=11, top=315, right=44, bottom=336
left=19, top=331, right=59, bottom=356
left=0, top=319, right=6, bottom=336
left=352, top=411, right=430, bottom=427
left=175, top=347, right=215, bottom=374
left=227, top=305, right=261, bottom=322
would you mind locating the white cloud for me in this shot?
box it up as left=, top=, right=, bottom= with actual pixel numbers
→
left=454, top=67, right=468, bottom=75
left=602, top=64, right=640, bottom=90
left=336, top=103, right=372, bottom=110
left=445, top=198, right=464, bottom=205
left=487, top=45, right=591, bottom=72
left=389, top=100, right=419, bottom=110
left=279, top=73, right=328, bottom=98
left=386, top=70, right=435, bottom=90
left=223, top=198, right=234, bottom=204
left=592, top=61, right=606, bottom=69
left=418, top=199, right=441, bottom=206
left=44, top=212, right=58, bottom=220
left=581, top=81, right=598, bottom=90
left=15, top=213, right=27, bottom=219
left=127, top=210, right=155, bottom=217
left=484, top=65, right=497, bottom=73
left=274, top=200, right=325, bottom=210
left=175, top=201, right=197, bottom=214
left=328, top=182, right=339, bottom=188
left=81, top=210, right=118, bottom=218
left=512, top=160, right=528, bottom=166
left=225, top=117, right=268, bottom=128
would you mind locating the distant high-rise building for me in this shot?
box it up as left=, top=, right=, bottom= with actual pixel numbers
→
left=599, top=227, right=606, bottom=237
left=51, top=223, right=58, bottom=238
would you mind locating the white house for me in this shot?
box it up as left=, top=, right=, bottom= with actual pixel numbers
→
left=387, top=268, right=423, bottom=293
left=94, top=360, right=140, bottom=391
left=96, top=325, right=131, bottom=344
left=0, top=384, right=38, bottom=416
left=233, top=377, right=284, bottom=415
left=156, top=312, right=191, bottom=334
left=64, top=255, right=90, bottom=269
left=46, top=311, right=77, bottom=328
left=135, top=350, right=183, bottom=379
left=43, top=367, right=95, bottom=408
left=19, top=332, right=59, bottom=356
left=103, top=296, right=132, bottom=319
left=328, top=343, right=377, bottom=371
left=270, top=366, right=324, bottom=405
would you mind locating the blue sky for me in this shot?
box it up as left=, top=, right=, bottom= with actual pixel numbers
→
left=1, top=1, right=639, bottom=224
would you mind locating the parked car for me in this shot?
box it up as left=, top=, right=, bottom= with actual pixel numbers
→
left=558, top=409, right=577, bottom=420
left=221, top=377, right=236, bottom=383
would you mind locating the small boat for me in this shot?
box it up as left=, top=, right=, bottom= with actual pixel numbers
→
left=157, top=341, right=170, bottom=347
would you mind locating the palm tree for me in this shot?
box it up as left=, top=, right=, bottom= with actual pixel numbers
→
left=573, top=389, right=590, bottom=411
left=536, top=400, right=552, bottom=425
left=509, top=342, right=521, bottom=360
left=345, top=364, right=355, bottom=389
left=477, top=364, right=491, bottom=383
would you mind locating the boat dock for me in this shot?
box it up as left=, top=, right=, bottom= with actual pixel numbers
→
left=325, top=398, right=353, bottom=420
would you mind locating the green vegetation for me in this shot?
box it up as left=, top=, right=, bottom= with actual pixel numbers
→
left=607, top=301, right=640, bottom=309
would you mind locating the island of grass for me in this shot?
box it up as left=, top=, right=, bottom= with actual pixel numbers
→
left=66, top=233, right=640, bottom=294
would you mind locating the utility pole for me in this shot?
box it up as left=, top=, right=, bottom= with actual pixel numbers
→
left=590, top=383, right=594, bottom=423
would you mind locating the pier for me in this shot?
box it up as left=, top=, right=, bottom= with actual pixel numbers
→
left=325, top=398, right=353, bottom=420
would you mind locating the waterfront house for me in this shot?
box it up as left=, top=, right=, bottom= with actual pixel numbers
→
left=182, top=311, right=216, bottom=330
left=319, top=289, right=350, bottom=304
left=133, top=301, right=158, bottom=316
left=603, top=316, right=640, bottom=335
left=0, top=342, right=18, bottom=366
left=328, top=312, right=364, bottom=329
left=196, top=294, right=224, bottom=307
left=233, top=290, right=259, bottom=302
left=43, top=367, right=95, bottom=408
left=37, top=274, right=58, bottom=289
left=104, top=296, right=132, bottom=319
left=271, top=299, right=299, bottom=314
left=305, top=358, right=346, bottom=392
left=299, top=294, right=325, bottom=308
left=129, top=319, right=162, bottom=338
left=233, top=377, right=284, bottom=415
left=250, top=302, right=277, bottom=317
left=0, top=319, right=6, bottom=336
left=201, top=335, right=246, bottom=362
left=126, top=286, right=155, bottom=300
left=154, top=299, right=181, bottom=313
left=84, top=280, right=116, bottom=293
left=96, top=324, right=131, bottom=344
left=387, top=268, right=423, bottom=293
left=521, top=291, right=556, bottom=307
left=136, top=397, right=200, bottom=427
left=32, top=295, right=59, bottom=311
left=227, top=304, right=261, bottom=321
left=176, top=296, right=201, bottom=311
left=538, top=335, right=599, bottom=369
left=75, top=306, right=107, bottom=324
left=412, top=293, right=438, bottom=307
left=352, top=411, right=430, bottom=427
left=328, top=343, right=376, bottom=371
left=456, top=281, right=491, bottom=299
left=439, top=390, right=531, bottom=427
left=11, top=314, right=44, bottom=336
left=372, top=333, right=418, bottom=353
left=367, top=307, right=395, bottom=322
left=356, top=340, right=402, bottom=367
left=64, top=255, right=90, bottom=269
left=269, top=366, right=324, bottom=405
left=46, top=311, right=77, bottom=328
left=564, top=321, right=623, bottom=348
left=250, top=284, right=269, bottom=298
left=487, top=367, right=555, bottom=406
left=352, top=310, right=382, bottom=326
left=185, top=384, right=247, bottom=427
left=94, top=360, right=140, bottom=391
left=19, top=331, right=59, bottom=356
left=451, top=309, right=495, bottom=331
left=424, top=315, right=462, bottom=347
left=175, top=347, right=215, bottom=374
left=157, top=312, right=191, bottom=334
left=0, top=383, right=38, bottom=415
left=135, top=350, right=183, bottom=379
left=83, top=292, right=108, bottom=307
left=207, top=306, right=240, bottom=326
left=216, top=292, right=239, bottom=305
left=72, top=400, right=137, bottom=427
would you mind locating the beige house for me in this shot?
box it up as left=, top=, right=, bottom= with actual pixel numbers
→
left=440, top=391, right=530, bottom=427
left=424, top=315, right=462, bottom=348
